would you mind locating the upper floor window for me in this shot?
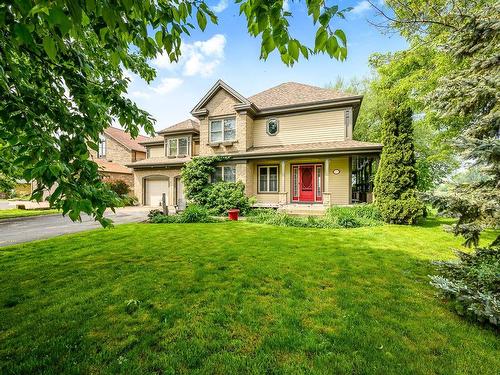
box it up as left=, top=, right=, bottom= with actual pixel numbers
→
left=167, top=137, right=190, bottom=157
left=210, top=117, right=236, bottom=143
left=212, top=166, right=236, bottom=183
left=98, top=135, right=106, bottom=158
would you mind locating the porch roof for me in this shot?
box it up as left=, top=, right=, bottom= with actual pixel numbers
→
left=126, top=156, right=191, bottom=169
left=229, top=140, right=382, bottom=159
left=94, top=160, right=132, bottom=174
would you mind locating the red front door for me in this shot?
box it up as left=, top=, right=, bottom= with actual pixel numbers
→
left=299, top=166, right=315, bottom=202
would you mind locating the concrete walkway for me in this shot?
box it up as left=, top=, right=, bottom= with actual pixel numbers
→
left=0, top=199, right=50, bottom=210
left=0, top=207, right=151, bottom=247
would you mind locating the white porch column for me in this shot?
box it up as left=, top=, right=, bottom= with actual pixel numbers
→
left=280, top=160, right=287, bottom=205
left=280, top=160, right=286, bottom=192
left=324, top=158, right=331, bottom=207
left=168, top=178, right=176, bottom=214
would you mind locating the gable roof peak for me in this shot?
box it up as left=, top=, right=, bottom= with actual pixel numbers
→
left=104, top=126, right=149, bottom=153
left=157, top=118, right=200, bottom=135
left=191, top=79, right=250, bottom=116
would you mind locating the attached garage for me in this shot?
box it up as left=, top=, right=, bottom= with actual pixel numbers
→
left=144, top=177, right=169, bottom=207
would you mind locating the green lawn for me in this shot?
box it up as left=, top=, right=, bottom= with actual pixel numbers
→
left=0, top=219, right=498, bottom=374
left=0, top=208, right=59, bottom=219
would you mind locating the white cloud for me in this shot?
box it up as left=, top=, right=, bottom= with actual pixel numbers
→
left=152, top=77, right=183, bottom=94
left=351, top=0, right=372, bottom=14
left=211, top=0, right=228, bottom=13
left=152, top=34, right=226, bottom=78
left=129, top=77, right=183, bottom=98
left=283, top=0, right=290, bottom=12
left=130, top=90, right=151, bottom=99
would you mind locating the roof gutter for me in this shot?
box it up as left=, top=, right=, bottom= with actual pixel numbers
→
left=228, top=146, right=382, bottom=160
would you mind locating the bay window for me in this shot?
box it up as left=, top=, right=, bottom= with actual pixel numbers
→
left=167, top=137, right=190, bottom=157
left=210, top=117, right=236, bottom=143
left=258, top=166, right=278, bottom=193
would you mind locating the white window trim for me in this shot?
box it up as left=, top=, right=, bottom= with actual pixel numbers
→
left=258, top=165, right=279, bottom=193
left=212, top=166, right=236, bottom=183
left=98, top=135, right=106, bottom=158
left=210, top=117, right=236, bottom=143
left=266, top=118, right=279, bottom=136
left=166, top=136, right=191, bottom=158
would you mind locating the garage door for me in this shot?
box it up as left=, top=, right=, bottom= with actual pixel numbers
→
left=145, top=178, right=168, bottom=207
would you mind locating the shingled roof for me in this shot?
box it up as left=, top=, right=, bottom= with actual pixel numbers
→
left=104, top=127, right=149, bottom=153
left=158, top=119, right=200, bottom=135
left=95, top=159, right=132, bottom=174
left=127, top=156, right=192, bottom=168
left=249, top=82, right=352, bottom=110
left=229, top=140, right=382, bottom=159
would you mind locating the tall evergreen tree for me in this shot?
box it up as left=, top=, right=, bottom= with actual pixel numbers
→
left=374, top=104, right=424, bottom=224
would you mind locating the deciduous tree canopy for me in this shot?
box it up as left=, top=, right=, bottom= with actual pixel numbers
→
left=0, top=0, right=350, bottom=225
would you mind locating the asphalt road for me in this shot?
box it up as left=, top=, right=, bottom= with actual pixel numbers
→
left=0, top=207, right=151, bottom=247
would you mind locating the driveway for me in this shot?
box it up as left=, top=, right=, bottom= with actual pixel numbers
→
left=0, top=206, right=151, bottom=247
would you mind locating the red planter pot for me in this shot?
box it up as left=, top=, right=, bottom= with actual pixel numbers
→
left=228, top=209, right=240, bottom=221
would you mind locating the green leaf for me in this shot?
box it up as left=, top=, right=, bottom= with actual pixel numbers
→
left=314, top=27, right=328, bottom=52
left=67, top=0, right=82, bottom=24
left=300, top=45, right=309, bottom=59
left=288, top=39, right=300, bottom=61
left=48, top=7, right=72, bottom=35
left=42, top=36, right=57, bottom=60
left=326, top=36, right=339, bottom=58
left=334, top=29, right=347, bottom=46
left=13, top=23, right=33, bottom=45
left=155, top=30, right=163, bottom=46
left=262, top=31, right=275, bottom=54
left=85, top=0, right=96, bottom=12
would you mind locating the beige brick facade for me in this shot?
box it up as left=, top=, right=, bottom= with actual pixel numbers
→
left=129, top=81, right=381, bottom=210
left=132, top=168, right=183, bottom=209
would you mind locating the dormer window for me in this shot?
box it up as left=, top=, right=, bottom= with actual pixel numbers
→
left=167, top=137, right=190, bottom=157
left=98, top=135, right=106, bottom=158
left=210, top=117, right=236, bottom=143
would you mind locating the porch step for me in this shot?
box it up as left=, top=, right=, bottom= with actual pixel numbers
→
left=278, top=204, right=326, bottom=216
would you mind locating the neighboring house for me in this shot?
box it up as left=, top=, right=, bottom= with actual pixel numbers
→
left=89, top=126, right=150, bottom=188
left=128, top=80, right=382, bottom=213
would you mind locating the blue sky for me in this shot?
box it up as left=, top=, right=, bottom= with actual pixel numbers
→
left=126, top=1, right=407, bottom=131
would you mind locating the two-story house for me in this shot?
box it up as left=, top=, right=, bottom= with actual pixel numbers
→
left=89, top=126, right=150, bottom=188
left=128, top=80, right=382, bottom=213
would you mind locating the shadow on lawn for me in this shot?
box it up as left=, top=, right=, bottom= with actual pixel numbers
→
left=0, top=222, right=498, bottom=374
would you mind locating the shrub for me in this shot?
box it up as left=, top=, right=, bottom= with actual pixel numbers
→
left=148, top=205, right=214, bottom=224
left=430, top=246, right=500, bottom=327
left=247, top=206, right=382, bottom=229
left=205, top=182, right=252, bottom=215
left=326, top=204, right=383, bottom=227
left=181, top=156, right=229, bottom=206
left=178, top=204, right=213, bottom=223
left=149, top=214, right=178, bottom=223
left=373, top=104, right=425, bottom=224
left=147, top=209, right=164, bottom=220
left=106, top=180, right=130, bottom=196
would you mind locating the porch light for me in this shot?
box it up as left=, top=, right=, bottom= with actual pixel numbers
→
left=333, top=169, right=341, bottom=175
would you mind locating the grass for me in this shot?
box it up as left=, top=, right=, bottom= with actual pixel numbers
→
left=0, top=208, right=59, bottom=220
left=0, top=218, right=498, bottom=374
